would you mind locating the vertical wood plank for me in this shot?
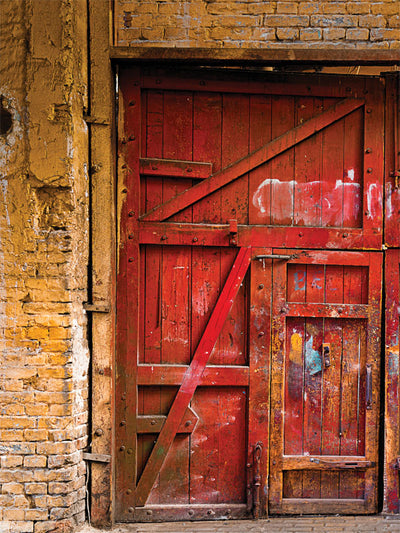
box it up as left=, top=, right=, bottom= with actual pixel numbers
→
left=116, top=68, right=142, bottom=519
left=320, top=318, right=342, bottom=499
left=163, top=91, right=193, bottom=223
left=294, top=96, right=323, bottom=227
left=250, top=248, right=273, bottom=515
left=384, top=249, right=400, bottom=512
left=249, top=95, right=272, bottom=225
left=221, top=93, right=250, bottom=224
left=321, top=98, right=344, bottom=227
left=269, top=258, right=287, bottom=511
left=193, top=92, right=223, bottom=223
left=270, top=96, right=295, bottom=225
left=363, top=78, right=384, bottom=248
left=343, top=108, right=363, bottom=228
left=339, top=320, right=363, bottom=499
left=303, top=266, right=323, bottom=498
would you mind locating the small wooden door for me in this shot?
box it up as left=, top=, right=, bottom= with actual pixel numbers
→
left=269, top=250, right=382, bottom=514
left=116, top=67, right=384, bottom=521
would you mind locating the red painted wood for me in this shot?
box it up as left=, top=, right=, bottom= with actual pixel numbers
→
left=138, top=222, right=381, bottom=250
left=141, top=98, right=364, bottom=223
left=140, top=157, right=212, bottom=179
left=384, top=249, right=400, bottom=512
left=135, top=247, right=251, bottom=506
left=270, top=96, right=295, bottom=225
left=118, top=69, right=385, bottom=520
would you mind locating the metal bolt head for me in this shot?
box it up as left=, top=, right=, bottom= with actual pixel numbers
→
left=128, top=211, right=135, bottom=217
left=193, top=237, right=198, bottom=243
left=120, top=420, right=126, bottom=426
left=126, top=488, right=132, bottom=494
left=365, top=148, right=372, bottom=154
left=119, top=445, right=125, bottom=452
left=128, top=507, right=134, bottom=513
left=367, top=168, right=373, bottom=173
left=258, top=284, right=264, bottom=290
left=94, top=428, right=104, bottom=437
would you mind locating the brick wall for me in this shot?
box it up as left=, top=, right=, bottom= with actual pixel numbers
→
left=114, top=0, right=400, bottom=48
left=0, top=1, right=89, bottom=531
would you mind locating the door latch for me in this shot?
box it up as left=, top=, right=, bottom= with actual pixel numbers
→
left=323, top=343, right=331, bottom=368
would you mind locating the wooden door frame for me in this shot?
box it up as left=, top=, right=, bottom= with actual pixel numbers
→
left=87, top=3, right=400, bottom=524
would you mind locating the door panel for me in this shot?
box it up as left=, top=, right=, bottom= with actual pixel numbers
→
left=116, top=68, right=384, bottom=521
left=269, top=250, right=382, bottom=514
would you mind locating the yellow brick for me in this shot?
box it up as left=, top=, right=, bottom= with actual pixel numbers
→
left=277, top=2, right=298, bottom=14
left=4, top=509, right=26, bottom=521
left=346, top=27, right=370, bottom=39
left=359, top=14, right=388, bottom=26
left=346, top=2, right=371, bottom=14
left=26, top=326, right=49, bottom=339
left=24, top=429, right=48, bottom=441
left=371, top=2, right=400, bottom=15
left=25, top=482, right=47, bottom=494
left=2, top=482, right=25, bottom=493
left=276, top=27, right=299, bottom=39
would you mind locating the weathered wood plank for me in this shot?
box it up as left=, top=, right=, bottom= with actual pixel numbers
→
left=140, top=157, right=212, bottom=179
left=137, top=364, right=249, bottom=386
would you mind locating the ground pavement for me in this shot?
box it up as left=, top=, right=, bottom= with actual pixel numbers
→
left=78, top=516, right=400, bottom=533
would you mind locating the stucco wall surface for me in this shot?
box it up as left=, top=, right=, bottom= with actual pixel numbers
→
left=114, top=0, right=400, bottom=48
left=0, top=0, right=89, bottom=531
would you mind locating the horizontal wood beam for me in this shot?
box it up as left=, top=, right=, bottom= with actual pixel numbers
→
left=111, top=47, right=400, bottom=65
left=278, top=499, right=365, bottom=514
left=137, top=364, right=249, bottom=387
left=140, top=158, right=212, bottom=180
left=137, top=407, right=198, bottom=434
left=138, top=222, right=374, bottom=250
left=285, top=303, right=369, bottom=319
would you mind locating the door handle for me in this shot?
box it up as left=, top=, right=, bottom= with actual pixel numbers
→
left=366, top=364, right=372, bottom=410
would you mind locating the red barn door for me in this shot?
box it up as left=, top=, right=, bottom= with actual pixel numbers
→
left=116, top=68, right=384, bottom=520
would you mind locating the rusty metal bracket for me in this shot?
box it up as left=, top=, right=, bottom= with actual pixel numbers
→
left=83, top=303, right=111, bottom=313
left=390, top=170, right=400, bottom=189
left=83, top=115, right=110, bottom=126
left=83, top=452, right=111, bottom=463
left=254, top=254, right=293, bottom=261
left=309, top=457, right=374, bottom=469
left=229, top=219, right=238, bottom=246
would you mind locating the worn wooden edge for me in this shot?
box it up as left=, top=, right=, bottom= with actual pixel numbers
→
left=89, top=0, right=116, bottom=526
left=130, top=504, right=248, bottom=522
left=110, top=47, right=400, bottom=65
left=275, top=498, right=366, bottom=514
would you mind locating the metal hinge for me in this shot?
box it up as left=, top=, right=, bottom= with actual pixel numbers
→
left=83, top=303, right=111, bottom=313
left=83, top=115, right=110, bottom=126
left=82, top=452, right=111, bottom=463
